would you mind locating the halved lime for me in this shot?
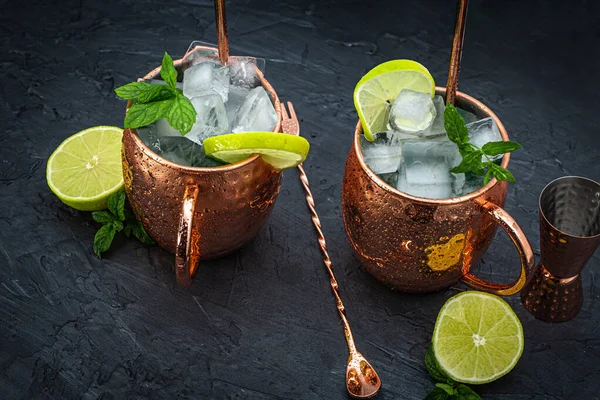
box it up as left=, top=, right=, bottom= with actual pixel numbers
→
left=203, top=132, right=310, bottom=170
left=354, top=60, right=435, bottom=141
left=47, top=126, right=124, bottom=211
left=432, top=291, right=524, bottom=384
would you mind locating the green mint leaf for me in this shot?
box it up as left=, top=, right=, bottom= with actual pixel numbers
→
left=124, top=99, right=173, bottom=129
left=115, top=82, right=151, bottom=100
left=115, top=82, right=174, bottom=103
left=425, top=346, right=450, bottom=383
left=92, top=211, right=116, bottom=224
left=137, top=84, right=176, bottom=103
left=160, top=52, right=178, bottom=89
left=444, top=104, right=469, bottom=145
left=424, top=387, right=450, bottom=400
left=124, top=224, right=133, bottom=238
left=93, top=224, right=116, bottom=258
left=111, top=220, right=124, bottom=232
left=132, top=221, right=156, bottom=246
left=450, top=150, right=483, bottom=174
left=435, top=383, right=457, bottom=396
left=166, top=93, right=197, bottom=135
left=483, top=168, right=493, bottom=185
left=107, top=190, right=127, bottom=221
left=456, top=384, right=481, bottom=400
left=489, top=162, right=516, bottom=183
left=481, top=141, right=522, bottom=156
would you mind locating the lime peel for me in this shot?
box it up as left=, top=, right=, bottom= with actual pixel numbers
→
left=203, top=132, right=310, bottom=170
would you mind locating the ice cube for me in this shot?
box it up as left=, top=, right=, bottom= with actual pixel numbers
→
left=229, top=57, right=260, bottom=88
left=185, top=94, right=229, bottom=145
left=156, top=137, right=226, bottom=167
left=452, top=172, right=484, bottom=197
left=397, top=141, right=462, bottom=199
left=231, top=86, right=278, bottom=133
left=458, top=108, right=478, bottom=125
left=225, top=85, right=250, bottom=128
left=360, top=131, right=403, bottom=174
left=428, top=95, right=447, bottom=137
left=388, top=89, right=436, bottom=135
left=149, top=79, right=182, bottom=90
left=136, top=124, right=163, bottom=153
left=467, top=117, right=503, bottom=161
left=378, top=171, right=399, bottom=188
left=183, top=62, right=229, bottom=102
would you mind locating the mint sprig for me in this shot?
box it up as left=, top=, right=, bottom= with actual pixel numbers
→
left=423, top=346, right=482, bottom=400
left=92, top=190, right=155, bottom=258
left=444, top=104, right=521, bottom=184
left=115, top=52, right=196, bottom=135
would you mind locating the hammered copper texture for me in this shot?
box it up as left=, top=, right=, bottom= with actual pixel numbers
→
left=342, top=88, right=533, bottom=294
left=521, top=265, right=583, bottom=322
left=538, top=176, right=600, bottom=278
left=122, top=52, right=282, bottom=264
left=521, top=176, right=600, bottom=322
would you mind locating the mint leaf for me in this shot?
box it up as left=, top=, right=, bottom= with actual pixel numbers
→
left=93, top=224, right=116, bottom=258
left=484, top=168, right=493, bottom=185
left=160, top=52, right=178, bottom=89
left=425, top=346, right=450, bottom=383
left=435, top=383, right=456, bottom=396
left=456, top=384, right=481, bottom=400
left=92, top=211, right=116, bottom=224
left=166, top=93, right=197, bottom=135
left=115, top=82, right=151, bottom=100
left=138, top=84, right=176, bottom=103
left=131, top=220, right=156, bottom=245
left=451, top=150, right=483, bottom=174
left=489, top=162, right=516, bottom=183
left=444, top=104, right=469, bottom=145
left=107, top=190, right=127, bottom=221
left=481, top=141, right=522, bottom=156
left=124, top=99, right=173, bottom=129
left=424, top=387, right=450, bottom=400
left=111, top=220, right=124, bottom=232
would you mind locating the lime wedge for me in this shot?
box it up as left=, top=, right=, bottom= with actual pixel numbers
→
left=432, top=291, right=524, bottom=384
left=46, top=126, right=124, bottom=211
left=354, top=60, right=435, bottom=141
left=203, top=132, right=310, bottom=170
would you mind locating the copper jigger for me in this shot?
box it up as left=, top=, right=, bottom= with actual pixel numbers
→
left=521, top=176, right=600, bottom=322
left=122, top=47, right=282, bottom=286
left=342, top=88, right=535, bottom=296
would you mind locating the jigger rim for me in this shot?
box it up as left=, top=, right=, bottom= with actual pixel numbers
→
left=353, top=87, right=510, bottom=206
left=126, top=46, right=282, bottom=174
left=539, top=175, right=600, bottom=239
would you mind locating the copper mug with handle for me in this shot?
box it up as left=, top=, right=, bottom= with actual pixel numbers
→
left=342, top=88, right=535, bottom=295
left=122, top=47, right=282, bottom=286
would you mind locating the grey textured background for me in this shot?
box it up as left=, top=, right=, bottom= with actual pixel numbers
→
left=1, top=0, right=599, bottom=398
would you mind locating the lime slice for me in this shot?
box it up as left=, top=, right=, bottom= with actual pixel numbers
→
left=47, top=126, right=124, bottom=211
left=203, top=132, right=310, bottom=170
left=432, top=291, right=524, bottom=384
left=354, top=60, right=435, bottom=141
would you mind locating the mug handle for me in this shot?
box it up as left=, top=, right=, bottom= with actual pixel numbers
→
left=175, top=185, right=201, bottom=287
left=460, top=198, right=535, bottom=296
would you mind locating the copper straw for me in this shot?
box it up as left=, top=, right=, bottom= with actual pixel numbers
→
left=214, top=0, right=229, bottom=65
left=445, top=0, right=468, bottom=105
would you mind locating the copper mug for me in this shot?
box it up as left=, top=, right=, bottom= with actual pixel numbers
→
left=122, top=47, right=282, bottom=286
left=342, top=88, right=535, bottom=295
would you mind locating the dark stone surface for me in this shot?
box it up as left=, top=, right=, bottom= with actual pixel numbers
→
left=1, top=0, right=599, bottom=398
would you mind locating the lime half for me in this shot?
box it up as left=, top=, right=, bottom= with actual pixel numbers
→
left=354, top=60, right=435, bottom=141
left=203, top=132, right=310, bottom=170
left=432, top=291, right=524, bottom=384
left=47, top=126, right=124, bottom=211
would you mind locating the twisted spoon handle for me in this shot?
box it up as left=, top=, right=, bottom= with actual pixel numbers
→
left=297, top=164, right=357, bottom=354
